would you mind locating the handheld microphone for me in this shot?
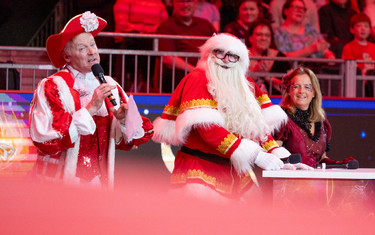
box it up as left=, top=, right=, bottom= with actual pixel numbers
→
left=283, top=154, right=302, bottom=164
left=320, top=160, right=359, bottom=170
left=91, top=64, right=117, bottom=106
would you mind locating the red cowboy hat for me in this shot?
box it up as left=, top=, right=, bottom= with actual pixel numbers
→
left=46, top=11, right=107, bottom=68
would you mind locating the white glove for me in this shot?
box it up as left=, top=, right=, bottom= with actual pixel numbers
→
left=282, top=163, right=314, bottom=170
left=255, top=151, right=284, bottom=170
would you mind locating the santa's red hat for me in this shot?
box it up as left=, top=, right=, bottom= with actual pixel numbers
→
left=46, top=11, right=107, bottom=68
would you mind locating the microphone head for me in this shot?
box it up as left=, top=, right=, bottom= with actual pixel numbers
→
left=347, top=160, right=359, bottom=169
left=91, top=64, right=104, bottom=77
left=287, top=154, right=302, bottom=164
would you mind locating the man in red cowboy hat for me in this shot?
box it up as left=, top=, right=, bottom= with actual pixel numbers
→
left=152, top=33, right=312, bottom=201
left=29, top=11, right=153, bottom=188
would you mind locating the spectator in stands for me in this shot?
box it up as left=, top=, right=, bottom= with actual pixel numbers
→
left=113, top=0, right=168, bottom=91
left=274, top=66, right=356, bottom=167
left=193, top=0, right=221, bottom=32
left=245, top=19, right=291, bottom=94
left=113, top=0, right=168, bottom=35
left=319, top=0, right=357, bottom=58
left=29, top=12, right=153, bottom=187
left=363, top=0, right=375, bottom=40
left=162, top=0, right=174, bottom=16
left=342, top=13, right=375, bottom=97
left=269, top=0, right=320, bottom=32
left=223, top=0, right=264, bottom=43
left=155, top=0, right=216, bottom=92
left=274, top=0, right=335, bottom=60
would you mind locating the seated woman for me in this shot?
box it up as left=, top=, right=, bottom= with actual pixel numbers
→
left=246, top=19, right=291, bottom=95
left=274, top=0, right=335, bottom=59
left=223, top=0, right=264, bottom=43
left=273, top=67, right=355, bottom=167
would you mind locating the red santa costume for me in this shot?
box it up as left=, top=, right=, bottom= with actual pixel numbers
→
left=152, top=33, right=290, bottom=198
left=29, top=12, right=153, bottom=188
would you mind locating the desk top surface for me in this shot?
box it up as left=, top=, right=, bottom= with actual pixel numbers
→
left=262, top=168, right=375, bottom=179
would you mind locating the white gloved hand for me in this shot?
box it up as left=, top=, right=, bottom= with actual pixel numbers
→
left=255, top=151, right=284, bottom=170
left=282, top=163, right=314, bottom=170
left=293, top=163, right=314, bottom=170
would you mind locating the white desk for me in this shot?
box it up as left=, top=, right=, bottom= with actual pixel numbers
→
left=262, top=168, right=375, bottom=179
left=260, top=168, right=375, bottom=213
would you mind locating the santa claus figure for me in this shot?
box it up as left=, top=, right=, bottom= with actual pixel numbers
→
left=153, top=33, right=305, bottom=200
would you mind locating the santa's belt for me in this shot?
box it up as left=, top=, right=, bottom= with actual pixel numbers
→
left=180, top=146, right=231, bottom=166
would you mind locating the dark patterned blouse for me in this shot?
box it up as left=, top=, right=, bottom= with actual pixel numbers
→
left=273, top=109, right=332, bottom=167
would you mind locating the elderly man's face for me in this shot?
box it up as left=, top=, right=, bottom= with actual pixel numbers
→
left=212, top=48, right=240, bottom=69
left=63, top=32, right=100, bottom=73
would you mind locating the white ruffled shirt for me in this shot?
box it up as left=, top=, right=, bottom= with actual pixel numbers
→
left=69, top=65, right=109, bottom=117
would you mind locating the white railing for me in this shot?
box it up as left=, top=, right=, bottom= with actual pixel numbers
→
left=1, top=33, right=375, bottom=97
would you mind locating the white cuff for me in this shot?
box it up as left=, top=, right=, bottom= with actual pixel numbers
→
left=72, top=108, right=96, bottom=136
left=231, top=139, right=263, bottom=174
left=270, top=147, right=291, bottom=159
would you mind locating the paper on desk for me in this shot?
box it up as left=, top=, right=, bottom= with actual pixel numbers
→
left=124, top=95, right=143, bottom=142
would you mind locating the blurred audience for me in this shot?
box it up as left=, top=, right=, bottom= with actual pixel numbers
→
left=274, top=0, right=335, bottom=60
left=362, top=0, right=375, bottom=40
left=113, top=0, right=168, bottom=91
left=246, top=19, right=291, bottom=94
left=342, top=13, right=375, bottom=96
left=113, top=0, right=168, bottom=35
left=319, top=0, right=357, bottom=58
left=223, top=0, right=264, bottom=43
left=269, top=0, right=320, bottom=32
left=155, top=0, right=216, bottom=92
left=193, top=0, right=221, bottom=32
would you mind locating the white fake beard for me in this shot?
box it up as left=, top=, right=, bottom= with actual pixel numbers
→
left=206, top=56, right=269, bottom=142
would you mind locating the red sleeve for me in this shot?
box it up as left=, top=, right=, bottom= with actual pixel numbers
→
left=32, top=79, right=74, bottom=155
left=116, top=116, right=154, bottom=150
left=196, top=124, right=241, bottom=158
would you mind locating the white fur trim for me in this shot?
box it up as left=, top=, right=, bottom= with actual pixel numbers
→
left=230, top=139, right=263, bottom=174
left=262, top=105, right=288, bottom=133
left=52, top=75, right=81, bottom=183
left=175, top=108, right=224, bottom=144
left=153, top=108, right=224, bottom=146
left=199, top=33, right=249, bottom=73
left=63, top=136, right=80, bottom=183
left=270, top=147, right=291, bottom=159
left=107, top=116, right=117, bottom=189
left=152, top=117, right=181, bottom=145
left=52, top=76, right=76, bottom=113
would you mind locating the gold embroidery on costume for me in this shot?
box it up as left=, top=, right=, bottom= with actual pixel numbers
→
left=163, top=105, right=180, bottom=116
left=257, top=94, right=271, bottom=105
left=163, top=99, right=217, bottom=116
left=262, top=139, right=278, bottom=152
left=171, top=169, right=233, bottom=194
left=217, top=133, right=237, bottom=155
left=180, top=98, right=218, bottom=113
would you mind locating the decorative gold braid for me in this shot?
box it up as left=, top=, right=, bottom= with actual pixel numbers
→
left=239, top=172, right=254, bottom=190
left=180, top=98, right=218, bottom=113
left=163, top=99, right=217, bottom=116
left=262, top=139, right=279, bottom=152
left=217, top=133, right=237, bottom=155
left=171, top=169, right=233, bottom=194
left=163, top=105, right=180, bottom=116
left=257, top=94, right=271, bottom=105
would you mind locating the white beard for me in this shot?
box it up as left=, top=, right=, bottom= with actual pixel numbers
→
left=205, top=56, right=269, bottom=142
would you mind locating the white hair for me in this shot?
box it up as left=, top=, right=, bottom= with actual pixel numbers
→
left=198, top=45, right=269, bottom=142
